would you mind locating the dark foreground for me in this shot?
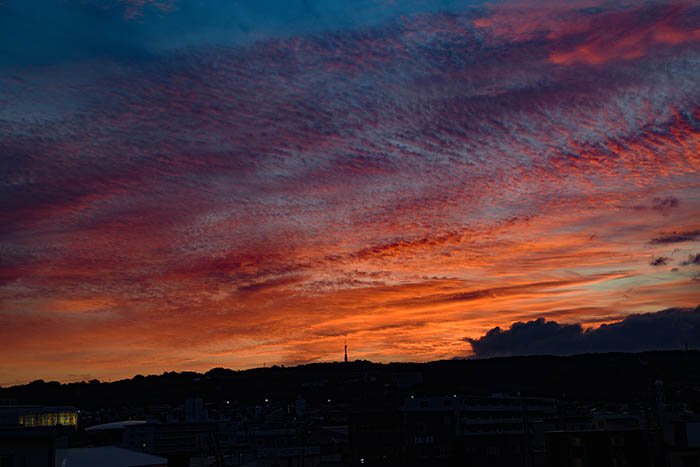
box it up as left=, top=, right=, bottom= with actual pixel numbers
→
left=2, top=350, right=700, bottom=466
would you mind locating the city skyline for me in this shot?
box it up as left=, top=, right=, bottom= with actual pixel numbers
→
left=2, top=0, right=700, bottom=386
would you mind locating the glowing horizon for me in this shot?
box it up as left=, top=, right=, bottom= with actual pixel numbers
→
left=1, top=0, right=700, bottom=386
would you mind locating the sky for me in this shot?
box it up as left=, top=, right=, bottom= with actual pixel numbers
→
left=1, top=0, right=700, bottom=386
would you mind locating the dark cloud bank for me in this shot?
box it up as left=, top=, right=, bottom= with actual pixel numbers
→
left=467, top=306, right=700, bottom=358
left=650, top=230, right=700, bottom=244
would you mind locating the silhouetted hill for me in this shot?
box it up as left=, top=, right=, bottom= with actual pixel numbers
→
left=3, top=351, right=700, bottom=409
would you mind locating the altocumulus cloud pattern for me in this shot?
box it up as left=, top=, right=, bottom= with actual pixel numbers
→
left=1, top=0, right=700, bottom=385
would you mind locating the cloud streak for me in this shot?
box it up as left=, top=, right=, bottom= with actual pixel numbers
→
left=1, top=0, right=700, bottom=384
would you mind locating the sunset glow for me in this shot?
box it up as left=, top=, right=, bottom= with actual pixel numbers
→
left=1, top=0, right=700, bottom=386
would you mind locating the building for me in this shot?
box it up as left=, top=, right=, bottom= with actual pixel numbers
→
left=349, top=408, right=404, bottom=466
left=661, top=417, right=700, bottom=466
left=0, top=406, right=77, bottom=466
left=0, top=406, right=78, bottom=428
left=0, top=426, right=68, bottom=467
left=122, top=421, right=217, bottom=467
left=546, top=429, right=657, bottom=467
left=55, top=446, right=167, bottom=467
left=401, top=395, right=557, bottom=467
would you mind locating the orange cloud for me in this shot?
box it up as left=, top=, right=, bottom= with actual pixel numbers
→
left=3, top=0, right=700, bottom=386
